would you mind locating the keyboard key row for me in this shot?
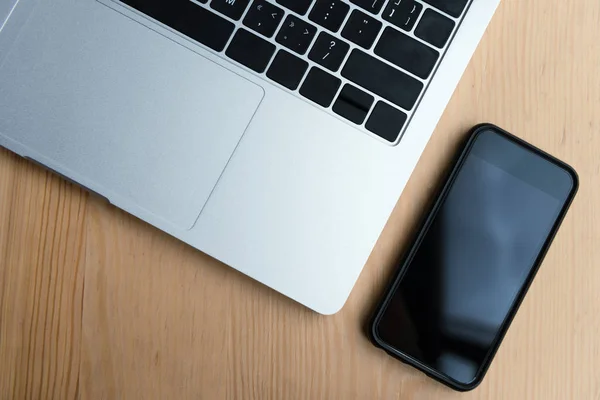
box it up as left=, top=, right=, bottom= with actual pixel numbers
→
left=203, top=0, right=425, bottom=142
left=273, top=0, right=470, bottom=20
left=122, top=0, right=465, bottom=143
left=298, top=69, right=408, bottom=142
left=265, top=56, right=409, bottom=141
left=264, top=55, right=413, bottom=142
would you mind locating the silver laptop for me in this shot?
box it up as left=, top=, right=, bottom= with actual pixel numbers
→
left=0, top=0, right=500, bottom=314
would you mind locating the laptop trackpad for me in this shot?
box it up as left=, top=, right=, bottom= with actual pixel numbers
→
left=0, top=1, right=264, bottom=230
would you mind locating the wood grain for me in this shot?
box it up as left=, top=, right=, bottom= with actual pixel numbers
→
left=1, top=0, right=600, bottom=399
left=0, top=153, right=87, bottom=400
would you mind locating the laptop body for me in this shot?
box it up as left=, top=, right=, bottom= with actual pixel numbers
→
left=0, top=0, right=501, bottom=314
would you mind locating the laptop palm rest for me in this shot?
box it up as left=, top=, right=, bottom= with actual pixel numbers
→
left=0, top=0, right=264, bottom=230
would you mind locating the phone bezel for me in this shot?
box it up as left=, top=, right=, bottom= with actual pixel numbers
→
left=370, top=123, right=579, bottom=391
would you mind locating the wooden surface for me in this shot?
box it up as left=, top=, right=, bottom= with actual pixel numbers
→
left=1, top=1, right=600, bottom=398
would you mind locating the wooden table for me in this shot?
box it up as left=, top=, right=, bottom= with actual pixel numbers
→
left=1, top=1, right=599, bottom=398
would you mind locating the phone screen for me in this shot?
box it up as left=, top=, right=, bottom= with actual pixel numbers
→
left=373, top=128, right=576, bottom=388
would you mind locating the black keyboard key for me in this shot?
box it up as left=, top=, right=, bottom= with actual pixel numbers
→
left=226, top=29, right=276, bottom=72
left=350, top=0, right=386, bottom=14
left=422, top=0, right=469, bottom=18
left=415, top=9, right=455, bottom=48
left=276, top=15, right=317, bottom=55
left=366, top=102, right=407, bottom=142
left=300, top=67, right=341, bottom=107
left=211, top=0, right=251, bottom=20
left=243, top=0, right=284, bottom=37
left=374, top=27, right=439, bottom=79
left=309, top=0, right=350, bottom=32
left=276, top=0, right=314, bottom=15
left=308, top=32, right=350, bottom=72
left=383, top=0, right=423, bottom=31
left=341, top=49, right=423, bottom=110
left=120, top=0, right=234, bottom=52
left=267, top=50, right=309, bottom=90
left=341, top=10, right=382, bottom=49
left=333, top=85, right=374, bottom=124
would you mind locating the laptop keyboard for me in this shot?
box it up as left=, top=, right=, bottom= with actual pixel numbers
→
left=118, top=0, right=471, bottom=143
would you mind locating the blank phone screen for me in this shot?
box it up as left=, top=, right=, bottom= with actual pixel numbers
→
left=375, top=129, right=574, bottom=386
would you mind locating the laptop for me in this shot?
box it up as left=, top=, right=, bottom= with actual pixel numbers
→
left=0, top=0, right=501, bottom=314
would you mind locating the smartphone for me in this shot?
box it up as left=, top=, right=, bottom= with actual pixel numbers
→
left=370, top=124, right=578, bottom=391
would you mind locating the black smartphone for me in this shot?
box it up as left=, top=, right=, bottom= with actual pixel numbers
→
left=370, top=124, right=578, bottom=391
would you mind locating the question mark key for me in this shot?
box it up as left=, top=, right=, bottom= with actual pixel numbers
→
left=308, top=32, right=350, bottom=72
